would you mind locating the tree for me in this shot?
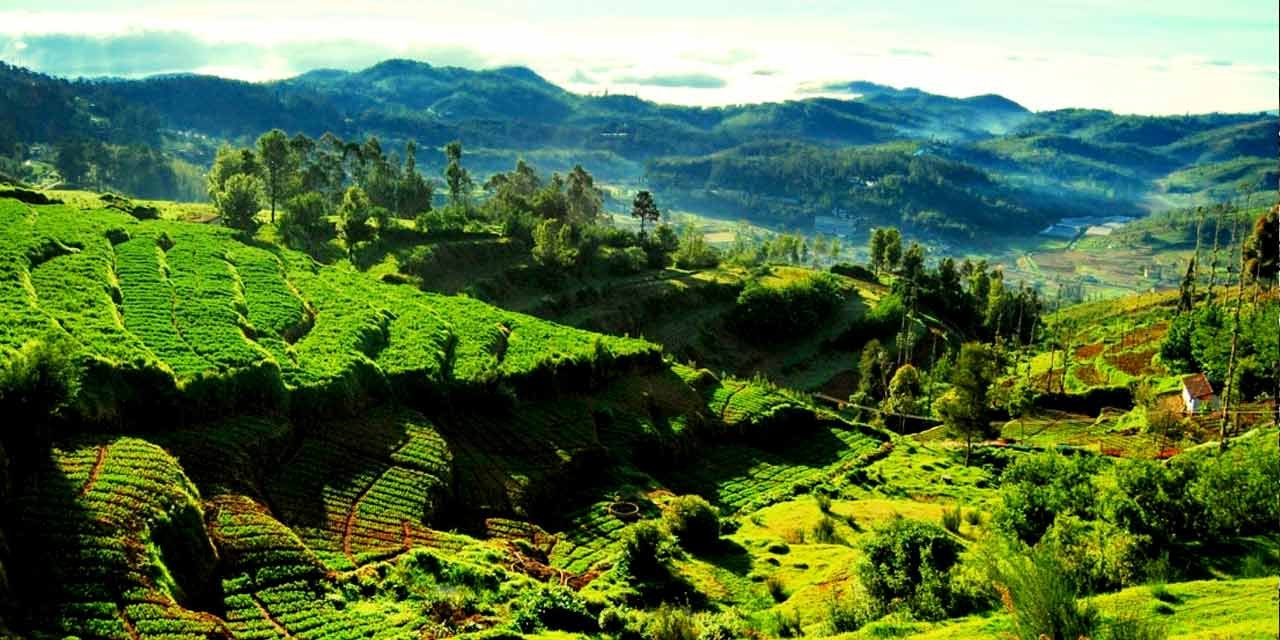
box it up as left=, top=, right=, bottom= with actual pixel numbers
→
left=1243, top=206, right=1278, bottom=287
left=565, top=164, right=604, bottom=225
left=856, top=339, right=892, bottom=405
left=672, top=225, right=720, bottom=269
left=215, top=173, right=263, bottom=234
left=934, top=342, right=997, bottom=465
left=396, top=140, right=433, bottom=219
left=882, top=228, right=903, bottom=272
left=55, top=138, right=91, bottom=186
left=531, top=219, right=578, bottom=269
left=336, top=185, right=375, bottom=256
left=443, top=140, right=472, bottom=209
left=207, top=144, right=260, bottom=198
left=1002, top=380, right=1037, bottom=440
left=1177, top=256, right=1197, bottom=314
left=884, top=364, right=922, bottom=433
left=281, top=191, right=331, bottom=242
left=256, top=129, right=296, bottom=223
left=631, top=190, right=661, bottom=236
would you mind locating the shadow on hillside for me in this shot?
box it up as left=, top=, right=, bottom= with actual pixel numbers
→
left=650, top=421, right=857, bottom=506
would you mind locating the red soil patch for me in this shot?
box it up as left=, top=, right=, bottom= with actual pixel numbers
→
left=1116, top=322, right=1168, bottom=350
left=1072, top=364, right=1105, bottom=386
left=1075, top=343, right=1104, bottom=360
left=78, top=445, right=108, bottom=497
left=1104, top=349, right=1158, bottom=376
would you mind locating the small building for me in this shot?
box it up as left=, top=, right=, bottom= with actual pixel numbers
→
left=1181, top=373, right=1216, bottom=414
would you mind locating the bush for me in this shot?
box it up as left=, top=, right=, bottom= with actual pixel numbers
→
left=729, top=272, right=845, bottom=340
left=1189, top=436, right=1280, bottom=536
left=989, top=546, right=1099, bottom=640
left=0, top=335, right=83, bottom=426
left=993, top=452, right=1102, bottom=545
left=941, top=505, right=963, bottom=534
left=619, top=520, right=674, bottom=582
left=1040, top=514, right=1146, bottom=591
left=825, top=588, right=878, bottom=633
left=815, top=493, right=832, bottom=514
left=511, top=586, right=594, bottom=633
left=646, top=604, right=698, bottom=640
left=858, top=518, right=963, bottom=620
left=672, top=226, right=720, bottom=269
left=765, top=575, right=788, bottom=602
left=1103, top=612, right=1168, bottom=640
left=810, top=516, right=840, bottom=544
left=663, top=495, right=720, bottom=552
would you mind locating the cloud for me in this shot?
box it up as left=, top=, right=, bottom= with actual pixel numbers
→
left=681, top=48, right=755, bottom=66
left=752, top=69, right=779, bottom=76
left=889, top=47, right=932, bottom=57
left=1201, top=59, right=1233, bottom=67
left=0, top=30, right=490, bottom=80
left=0, top=31, right=246, bottom=77
left=613, top=72, right=727, bottom=89
left=568, top=69, right=597, bottom=84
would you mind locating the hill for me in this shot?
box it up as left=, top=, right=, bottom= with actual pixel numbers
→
left=0, top=189, right=1276, bottom=638
left=1, top=59, right=1275, bottom=243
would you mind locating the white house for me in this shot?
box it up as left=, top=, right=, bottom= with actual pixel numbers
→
left=1181, top=373, right=1215, bottom=414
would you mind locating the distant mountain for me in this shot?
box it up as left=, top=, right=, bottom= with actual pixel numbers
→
left=0, top=58, right=1274, bottom=242
left=821, top=80, right=1032, bottom=136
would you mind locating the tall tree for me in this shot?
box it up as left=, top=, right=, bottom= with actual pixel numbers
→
left=869, top=228, right=888, bottom=274
left=396, top=140, right=433, bottom=219
left=1243, top=206, right=1278, bottom=288
left=336, top=185, right=375, bottom=257
left=884, top=364, right=922, bottom=434
left=856, top=339, right=892, bottom=405
left=934, top=342, right=997, bottom=465
left=882, top=228, right=903, bottom=273
left=631, top=190, right=661, bottom=236
left=256, top=129, right=296, bottom=224
left=565, top=164, right=604, bottom=225
left=443, top=140, right=472, bottom=209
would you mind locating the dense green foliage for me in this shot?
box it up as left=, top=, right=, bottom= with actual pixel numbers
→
left=729, top=272, right=846, bottom=340
left=858, top=518, right=964, bottom=620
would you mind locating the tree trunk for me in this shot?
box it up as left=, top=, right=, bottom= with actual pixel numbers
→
left=1219, top=214, right=1247, bottom=450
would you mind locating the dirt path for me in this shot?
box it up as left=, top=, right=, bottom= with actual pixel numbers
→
left=79, top=445, right=108, bottom=497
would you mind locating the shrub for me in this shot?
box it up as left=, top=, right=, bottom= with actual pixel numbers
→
left=0, top=335, right=83, bottom=426
left=729, top=272, right=845, bottom=340
left=647, top=604, right=698, bottom=640
left=1188, top=436, right=1280, bottom=537
left=941, top=505, right=963, bottom=534
left=619, top=520, right=674, bottom=582
left=1040, top=514, right=1146, bottom=591
left=672, top=226, right=720, bottom=269
left=765, top=575, right=788, bottom=602
left=825, top=588, right=877, bottom=633
left=1103, top=611, right=1168, bottom=640
left=965, top=510, right=982, bottom=526
left=815, top=493, right=832, bottom=514
left=663, top=495, right=720, bottom=552
left=858, top=518, right=963, bottom=620
left=511, top=586, right=595, bottom=633
left=989, top=546, right=1099, bottom=640
left=810, top=516, right=840, bottom=544
left=762, top=609, right=802, bottom=638
left=993, top=452, right=1102, bottom=545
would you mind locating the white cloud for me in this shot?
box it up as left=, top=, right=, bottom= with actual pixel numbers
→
left=0, top=4, right=1274, bottom=113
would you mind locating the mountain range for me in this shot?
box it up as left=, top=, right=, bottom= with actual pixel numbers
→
left=0, top=58, right=1275, bottom=241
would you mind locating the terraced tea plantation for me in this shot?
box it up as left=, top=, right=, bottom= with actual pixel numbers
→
left=0, top=195, right=893, bottom=638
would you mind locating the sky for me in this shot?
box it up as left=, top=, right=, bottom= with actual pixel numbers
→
left=0, top=0, right=1276, bottom=114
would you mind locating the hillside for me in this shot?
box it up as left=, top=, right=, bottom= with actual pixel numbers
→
left=1, top=58, right=1275, bottom=244
left=0, top=186, right=1276, bottom=639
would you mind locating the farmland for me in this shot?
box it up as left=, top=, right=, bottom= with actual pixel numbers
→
left=0, top=187, right=1276, bottom=640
